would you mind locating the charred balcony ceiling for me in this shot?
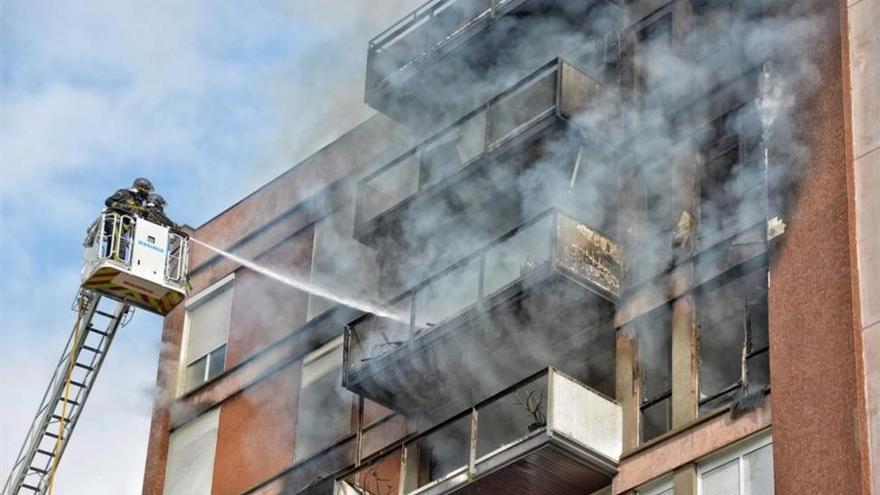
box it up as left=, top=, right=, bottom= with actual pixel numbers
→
left=343, top=209, right=621, bottom=420
left=365, top=0, right=623, bottom=131
left=355, top=59, right=621, bottom=278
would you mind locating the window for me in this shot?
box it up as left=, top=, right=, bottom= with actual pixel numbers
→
left=699, top=434, right=773, bottom=495
left=690, top=0, right=738, bottom=63
left=163, top=408, right=220, bottom=495
left=181, top=277, right=233, bottom=394
left=697, top=267, right=769, bottom=415
left=639, top=477, right=674, bottom=495
left=294, top=337, right=355, bottom=461
left=631, top=161, right=675, bottom=283
left=637, top=305, right=673, bottom=442
left=638, top=14, right=673, bottom=109
left=699, top=104, right=764, bottom=243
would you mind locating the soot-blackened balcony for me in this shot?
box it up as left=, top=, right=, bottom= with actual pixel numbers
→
left=343, top=209, right=621, bottom=418
left=336, top=368, right=621, bottom=495
left=356, top=59, right=619, bottom=255
left=365, top=0, right=622, bottom=124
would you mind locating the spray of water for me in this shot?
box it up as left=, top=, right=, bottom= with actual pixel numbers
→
left=190, top=238, right=406, bottom=322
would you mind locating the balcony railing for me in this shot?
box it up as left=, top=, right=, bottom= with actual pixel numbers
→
left=335, top=368, right=620, bottom=495
left=344, top=208, right=621, bottom=384
left=366, top=0, right=526, bottom=92
left=356, top=59, right=612, bottom=234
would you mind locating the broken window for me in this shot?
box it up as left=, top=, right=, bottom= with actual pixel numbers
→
left=690, top=0, right=738, bottom=63
left=638, top=14, right=673, bottom=109
left=630, top=160, right=675, bottom=284
left=637, top=305, right=673, bottom=442
left=696, top=265, right=769, bottom=415
left=699, top=103, right=764, bottom=243
left=294, top=337, right=355, bottom=462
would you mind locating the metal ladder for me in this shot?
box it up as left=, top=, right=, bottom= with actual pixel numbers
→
left=3, top=291, right=132, bottom=495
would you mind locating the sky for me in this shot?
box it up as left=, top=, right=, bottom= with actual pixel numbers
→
left=0, top=0, right=419, bottom=492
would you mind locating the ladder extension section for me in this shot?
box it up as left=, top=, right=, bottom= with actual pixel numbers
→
left=2, top=292, right=131, bottom=495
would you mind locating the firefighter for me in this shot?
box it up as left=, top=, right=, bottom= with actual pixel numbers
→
left=144, top=193, right=178, bottom=228
left=104, top=177, right=154, bottom=216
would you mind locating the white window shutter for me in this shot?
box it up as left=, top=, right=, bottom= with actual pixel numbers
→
left=744, top=444, right=774, bottom=495
left=186, top=285, right=233, bottom=364
left=163, top=408, right=220, bottom=495
left=701, top=458, right=740, bottom=495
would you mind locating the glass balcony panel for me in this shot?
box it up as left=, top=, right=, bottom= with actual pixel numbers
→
left=426, top=0, right=492, bottom=49
left=456, top=109, right=487, bottom=165
left=554, top=213, right=622, bottom=296
left=560, top=62, right=611, bottom=130
left=361, top=153, right=420, bottom=223
left=285, top=435, right=357, bottom=494
left=406, top=415, right=471, bottom=491
left=482, top=214, right=553, bottom=296
left=420, top=109, right=489, bottom=189
left=369, top=0, right=493, bottom=88
left=348, top=297, right=413, bottom=374
left=337, top=449, right=403, bottom=495
left=488, top=68, right=557, bottom=145
left=414, top=256, right=481, bottom=334
left=475, top=374, right=548, bottom=459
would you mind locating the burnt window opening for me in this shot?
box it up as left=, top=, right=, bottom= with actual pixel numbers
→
left=699, top=102, right=765, bottom=244
left=690, top=0, right=738, bottom=63
left=637, top=305, right=673, bottom=442
left=697, top=266, right=769, bottom=416
left=637, top=14, right=673, bottom=109
left=630, top=161, right=675, bottom=284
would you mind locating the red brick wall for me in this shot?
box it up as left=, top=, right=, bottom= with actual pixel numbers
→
left=768, top=0, right=863, bottom=492
left=211, top=364, right=300, bottom=495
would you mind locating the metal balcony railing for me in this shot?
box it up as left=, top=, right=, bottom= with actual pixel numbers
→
left=335, top=368, right=621, bottom=495
left=366, top=0, right=526, bottom=92
left=356, top=59, right=612, bottom=233
left=344, top=208, right=621, bottom=382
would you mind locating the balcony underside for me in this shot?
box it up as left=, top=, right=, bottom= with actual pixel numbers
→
left=423, top=435, right=614, bottom=495
left=346, top=263, right=616, bottom=420
left=366, top=0, right=620, bottom=130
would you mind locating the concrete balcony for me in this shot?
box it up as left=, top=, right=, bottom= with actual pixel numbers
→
left=355, top=59, right=619, bottom=259
left=336, top=368, right=621, bottom=495
left=343, top=208, right=621, bottom=417
left=364, top=0, right=621, bottom=126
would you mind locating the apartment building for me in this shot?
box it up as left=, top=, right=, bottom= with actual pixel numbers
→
left=142, top=0, right=879, bottom=494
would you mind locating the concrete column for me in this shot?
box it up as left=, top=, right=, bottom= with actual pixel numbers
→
left=617, top=324, right=640, bottom=452
left=673, top=464, right=698, bottom=495
left=671, top=291, right=698, bottom=428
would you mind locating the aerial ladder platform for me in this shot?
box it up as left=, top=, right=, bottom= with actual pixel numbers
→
left=3, top=209, right=189, bottom=495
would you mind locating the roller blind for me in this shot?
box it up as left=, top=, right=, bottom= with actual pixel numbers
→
left=185, top=283, right=233, bottom=363
left=163, top=408, right=219, bottom=495
left=699, top=436, right=773, bottom=495
left=702, top=459, right=740, bottom=495
left=744, top=444, right=773, bottom=495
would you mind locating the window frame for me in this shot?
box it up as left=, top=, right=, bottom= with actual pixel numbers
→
left=293, top=335, right=356, bottom=463
left=695, top=265, right=769, bottom=415
left=636, top=304, right=674, bottom=443
left=697, top=432, right=773, bottom=495
left=177, top=273, right=235, bottom=396
left=638, top=476, right=674, bottom=495
left=697, top=102, right=766, bottom=246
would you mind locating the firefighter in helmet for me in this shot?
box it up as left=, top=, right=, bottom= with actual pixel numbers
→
left=144, top=193, right=177, bottom=228
left=104, top=177, right=154, bottom=216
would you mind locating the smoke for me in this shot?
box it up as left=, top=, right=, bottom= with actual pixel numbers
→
left=174, top=1, right=830, bottom=492
left=191, top=238, right=405, bottom=321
